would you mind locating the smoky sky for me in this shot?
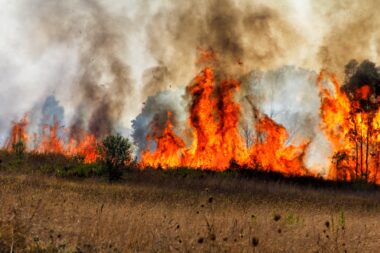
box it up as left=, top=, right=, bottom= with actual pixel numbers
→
left=143, top=0, right=304, bottom=97
left=0, top=0, right=134, bottom=140
left=1, top=0, right=380, bottom=151
left=31, top=1, right=133, bottom=138
left=315, top=0, right=380, bottom=78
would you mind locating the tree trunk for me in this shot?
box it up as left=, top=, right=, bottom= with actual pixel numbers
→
left=354, top=120, right=359, bottom=179
left=365, top=116, right=370, bottom=182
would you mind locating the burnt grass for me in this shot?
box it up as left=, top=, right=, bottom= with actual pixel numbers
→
left=2, top=151, right=380, bottom=252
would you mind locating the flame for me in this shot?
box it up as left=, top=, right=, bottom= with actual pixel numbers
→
left=4, top=114, right=29, bottom=151
left=5, top=49, right=380, bottom=184
left=250, top=115, right=308, bottom=175
left=3, top=115, right=98, bottom=163
left=141, top=112, right=185, bottom=168
left=317, top=70, right=380, bottom=183
left=140, top=66, right=307, bottom=173
left=184, top=67, right=248, bottom=169
left=38, top=117, right=64, bottom=154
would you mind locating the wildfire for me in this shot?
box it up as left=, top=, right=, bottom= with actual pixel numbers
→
left=4, top=49, right=380, bottom=184
left=4, top=114, right=98, bottom=163
left=250, top=114, right=308, bottom=175
left=141, top=112, right=186, bottom=168
left=140, top=65, right=308, bottom=174
left=317, top=70, right=380, bottom=184
left=138, top=54, right=380, bottom=184
left=4, top=114, right=29, bottom=151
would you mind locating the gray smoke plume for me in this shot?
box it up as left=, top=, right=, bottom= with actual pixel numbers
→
left=13, top=0, right=133, bottom=139
left=3, top=0, right=380, bottom=176
left=316, top=0, right=380, bottom=78
left=240, top=66, right=329, bottom=174
left=40, top=95, right=64, bottom=127
left=134, top=0, right=309, bottom=157
left=244, top=66, right=320, bottom=141
left=341, top=60, right=380, bottom=112
left=143, top=0, right=303, bottom=96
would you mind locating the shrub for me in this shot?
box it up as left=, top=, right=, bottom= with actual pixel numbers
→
left=98, top=134, right=133, bottom=181
left=12, top=141, right=25, bottom=159
left=55, top=162, right=103, bottom=178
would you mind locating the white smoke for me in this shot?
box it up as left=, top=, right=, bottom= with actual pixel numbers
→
left=0, top=0, right=354, bottom=133
left=0, top=0, right=378, bottom=175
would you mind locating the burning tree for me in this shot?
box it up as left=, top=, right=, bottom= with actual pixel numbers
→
left=318, top=60, right=380, bottom=183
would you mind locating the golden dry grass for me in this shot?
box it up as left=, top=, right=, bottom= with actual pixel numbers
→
left=1, top=172, right=380, bottom=252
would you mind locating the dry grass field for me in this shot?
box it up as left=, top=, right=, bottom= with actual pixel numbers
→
left=1, top=170, right=380, bottom=253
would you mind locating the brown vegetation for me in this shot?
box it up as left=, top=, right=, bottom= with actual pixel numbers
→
left=1, top=169, right=380, bottom=252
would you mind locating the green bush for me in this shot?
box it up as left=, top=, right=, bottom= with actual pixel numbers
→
left=98, top=134, right=133, bottom=181
left=55, top=162, right=103, bottom=178
left=12, top=141, right=25, bottom=159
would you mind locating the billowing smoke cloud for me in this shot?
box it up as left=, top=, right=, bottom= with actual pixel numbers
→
left=243, top=66, right=320, bottom=142
left=241, top=66, right=332, bottom=174
left=342, top=60, right=380, bottom=112
left=0, top=0, right=134, bottom=142
left=143, top=0, right=304, bottom=96
left=316, top=0, right=380, bottom=78
left=30, top=1, right=133, bottom=138
left=2, top=0, right=380, bottom=175
left=135, top=0, right=312, bottom=157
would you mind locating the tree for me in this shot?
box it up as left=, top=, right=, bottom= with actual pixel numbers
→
left=334, top=60, right=380, bottom=182
left=241, top=123, right=253, bottom=149
left=98, top=134, right=133, bottom=181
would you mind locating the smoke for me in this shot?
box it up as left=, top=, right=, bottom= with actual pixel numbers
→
left=2, top=0, right=380, bottom=174
left=0, top=1, right=76, bottom=142
left=316, top=0, right=380, bottom=78
left=240, top=66, right=332, bottom=174
left=142, top=66, right=172, bottom=97
left=131, top=89, right=187, bottom=155
left=135, top=0, right=312, bottom=153
left=143, top=0, right=305, bottom=96
left=244, top=66, right=320, bottom=141
left=32, top=1, right=133, bottom=137
left=40, top=96, right=65, bottom=127
left=0, top=0, right=135, bottom=143
left=341, top=60, right=380, bottom=112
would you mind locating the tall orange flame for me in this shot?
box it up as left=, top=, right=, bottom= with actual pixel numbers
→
left=5, top=49, right=380, bottom=184
left=250, top=114, right=308, bottom=175
left=317, top=70, right=380, bottom=183
left=4, top=114, right=29, bottom=151
left=141, top=112, right=185, bottom=168
left=140, top=66, right=307, bottom=173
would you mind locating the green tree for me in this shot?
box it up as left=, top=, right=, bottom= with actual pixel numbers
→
left=98, top=134, right=133, bottom=181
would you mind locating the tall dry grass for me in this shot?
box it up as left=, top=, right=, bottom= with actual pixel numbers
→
left=1, top=172, right=380, bottom=252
